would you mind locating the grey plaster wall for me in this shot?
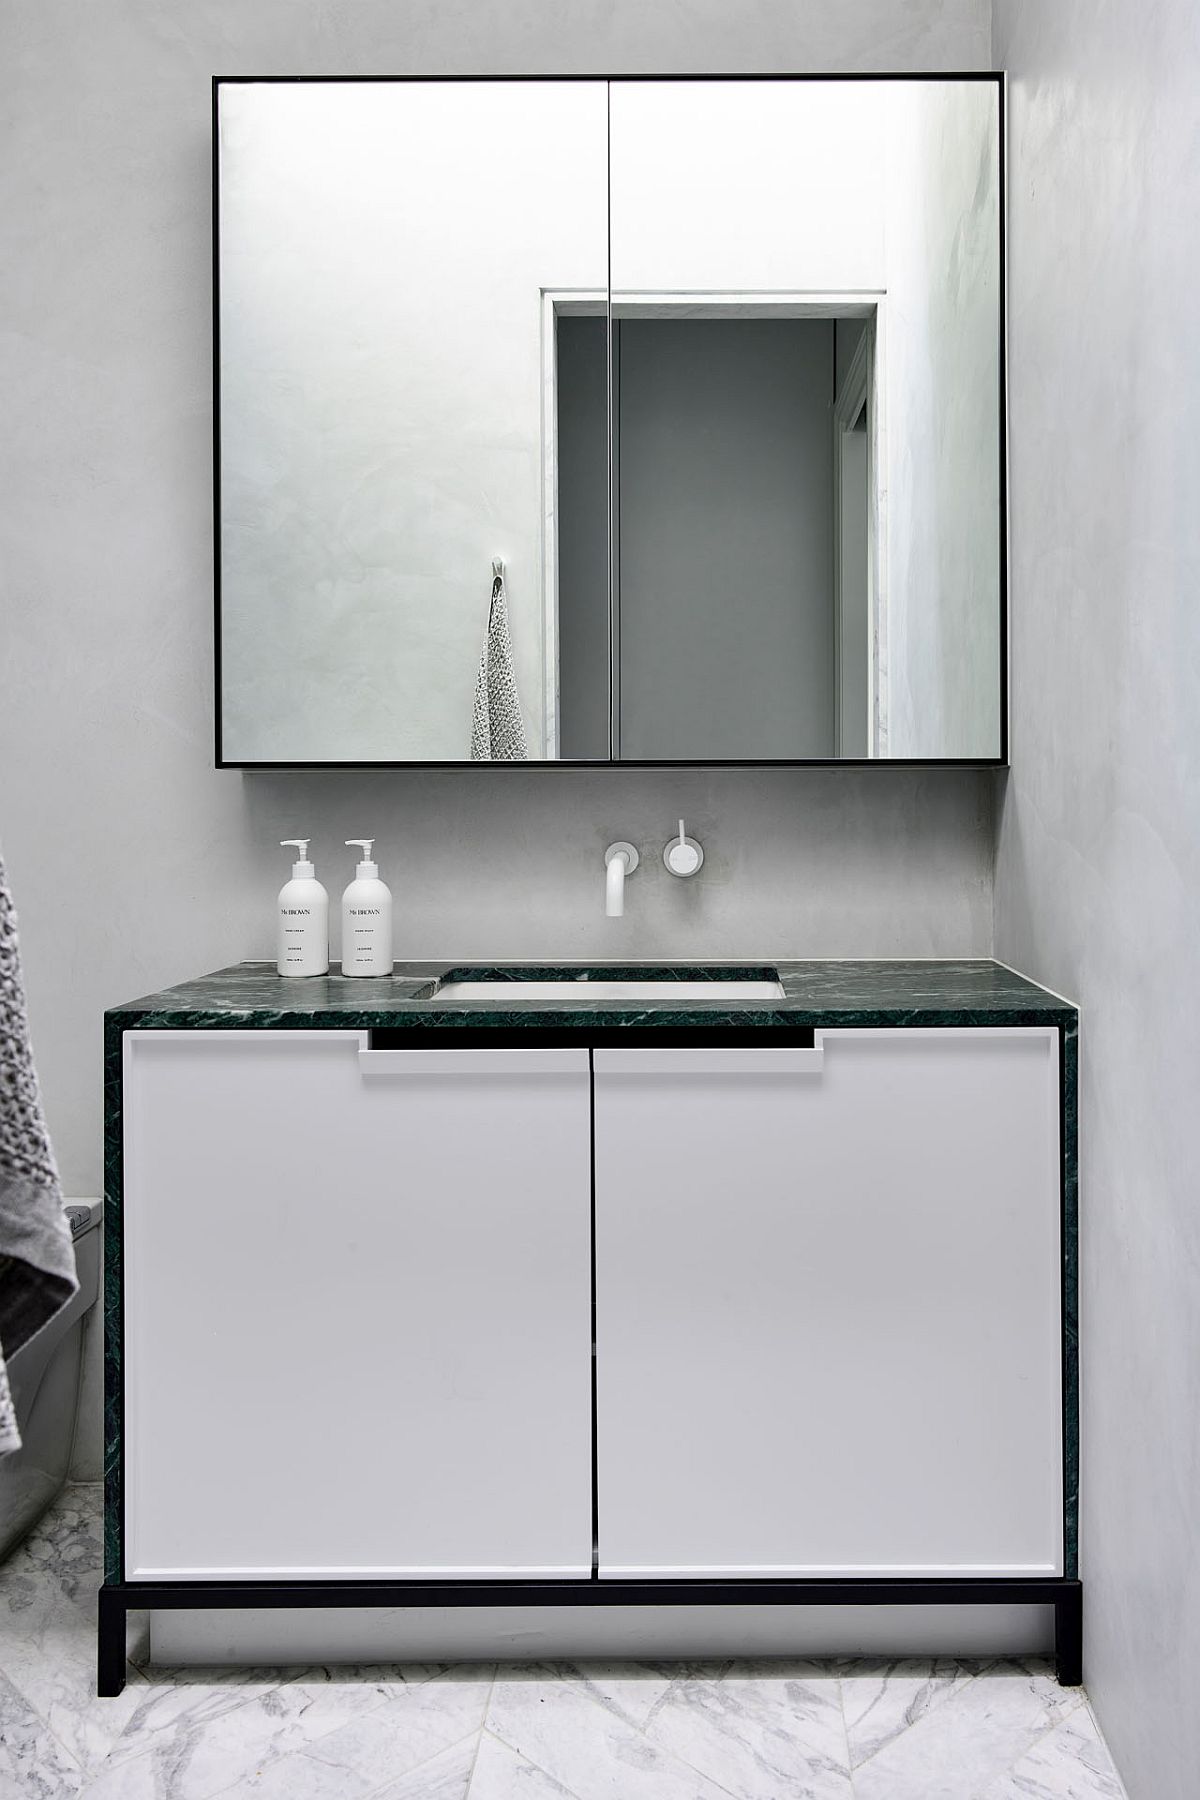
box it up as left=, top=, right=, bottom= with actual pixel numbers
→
left=992, top=3, right=1200, bottom=1794
left=1, top=0, right=992, bottom=1213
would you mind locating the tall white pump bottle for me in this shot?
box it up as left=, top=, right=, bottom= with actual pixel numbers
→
left=277, top=840, right=329, bottom=977
left=341, top=839, right=393, bottom=977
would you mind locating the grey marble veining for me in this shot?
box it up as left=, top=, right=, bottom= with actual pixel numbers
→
left=840, top=1655, right=979, bottom=1767
left=0, top=1488, right=1129, bottom=1800
left=637, top=1660, right=853, bottom=1799
left=849, top=1662, right=1090, bottom=1800
left=0, top=1664, right=85, bottom=1798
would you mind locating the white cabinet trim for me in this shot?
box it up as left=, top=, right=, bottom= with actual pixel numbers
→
left=594, top=1046, right=824, bottom=1076
left=601, top=1562, right=1062, bottom=1580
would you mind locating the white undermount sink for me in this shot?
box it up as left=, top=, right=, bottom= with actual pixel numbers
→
left=435, top=978, right=785, bottom=1001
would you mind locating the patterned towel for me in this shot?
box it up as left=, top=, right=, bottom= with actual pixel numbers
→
left=0, top=1362, right=16, bottom=1456
left=0, top=850, right=77, bottom=1455
left=470, top=564, right=528, bottom=760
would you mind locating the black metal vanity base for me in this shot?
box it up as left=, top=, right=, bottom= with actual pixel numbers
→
left=97, top=1573, right=1083, bottom=1698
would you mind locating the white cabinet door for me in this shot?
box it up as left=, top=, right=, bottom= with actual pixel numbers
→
left=594, top=1030, right=1062, bottom=1579
left=123, top=1031, right=593, bottom=1579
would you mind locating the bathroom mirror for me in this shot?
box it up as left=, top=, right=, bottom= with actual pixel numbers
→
left=215, top=75, right=1004, bottom=766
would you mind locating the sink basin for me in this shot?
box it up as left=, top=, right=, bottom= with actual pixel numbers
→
left=435, top=979, right=785, bottom=1001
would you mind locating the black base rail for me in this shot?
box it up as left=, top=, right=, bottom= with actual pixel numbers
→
left=98, top=1574, right=1083, bottom=1697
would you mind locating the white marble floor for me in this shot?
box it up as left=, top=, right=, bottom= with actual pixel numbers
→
left=0, top=1486, right=1126, bottom=1800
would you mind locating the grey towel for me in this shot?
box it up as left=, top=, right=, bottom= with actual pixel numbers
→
left=0, top=1362, right=16, bottom=1456
left=0, top=850, right=77, bottom=1454
left=470, top=563, right=529, bottom=761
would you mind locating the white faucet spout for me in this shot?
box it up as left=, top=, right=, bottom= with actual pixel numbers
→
left=606, top=851, right=628, bottom=918
left=603, top=842, right=639, bottom=918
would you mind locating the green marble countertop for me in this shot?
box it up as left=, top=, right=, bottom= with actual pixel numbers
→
left=106, top=959, right=1076, bottom=1030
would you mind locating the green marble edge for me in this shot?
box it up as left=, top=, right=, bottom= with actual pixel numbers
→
left=103, top=960, right=1080, bottom=1589
left=1061, top=1016, right=1079, bottom=1578
left=102, top=1011, right=123, bottom=1585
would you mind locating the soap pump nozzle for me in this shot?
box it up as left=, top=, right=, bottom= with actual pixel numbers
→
left=280, top=838, right=315, bottom=877
left=345, top=838, right=378, bottom=878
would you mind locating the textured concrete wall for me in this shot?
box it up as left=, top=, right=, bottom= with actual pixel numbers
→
left=992, top=3, right=1200, bottom=1794
left=0, top=0, right=993, bottom=1202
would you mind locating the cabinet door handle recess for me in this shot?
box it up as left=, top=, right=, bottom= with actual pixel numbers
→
left=592, top=1045, right=824, bottom=1077
left=358, top=1047, right=590, bottom=1077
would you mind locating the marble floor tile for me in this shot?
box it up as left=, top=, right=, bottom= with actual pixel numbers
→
left=644, top=1660, right=851, bottom=1800
left=89, top=1676, right=404, bottom=1799
left=173, top=1746, right=379, bottom=1800
left=3, top=1485, right=104, bottom=1610
left=80, top=1749, right=201, bottom=1800
left=0, top=1664, right=85, bottom=1800
left=0, top=1573, right=148, bottom=1770
left=851, top=1663, right=1087, bottom=1800
left=980, top=1706, right=1128, bottom=1799
left=840, top=1655, right=980, bottom=1767
left=0, top=1481, right=146, bottom=1773
left=467, top=1729, right=579, bottom=1798
left=485, top=1670, right=737, bottom=1800
left=377, top=1732, right=481, bottom=1797
left=206, top=1668, right=495, bottom=1800
left=525, top=1659, right=713, bottom=1732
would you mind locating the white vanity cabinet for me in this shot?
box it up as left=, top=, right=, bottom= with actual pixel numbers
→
left=593, top=1030, right=1063, bottom=1580
left=121, top=1031, right=594, bottom=1580
left=106, top=992, right=1077, bottom=1698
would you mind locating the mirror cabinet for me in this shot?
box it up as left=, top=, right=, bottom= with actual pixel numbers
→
left=215, top=76, right=1004, bottom=767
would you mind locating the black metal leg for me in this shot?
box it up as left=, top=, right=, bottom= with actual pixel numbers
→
left=1054, top=1583, right=1083, bottom=1686
left=97, top=1585, right=127, bottom=1697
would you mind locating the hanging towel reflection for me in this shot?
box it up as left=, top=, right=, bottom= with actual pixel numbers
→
left=470, top=559, right=528, bottom=761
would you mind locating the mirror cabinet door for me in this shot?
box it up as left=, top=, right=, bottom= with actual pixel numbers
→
left=217, top=78, right=1002, bottom=767
left=608, top=78, right=1002, bottom=762
left=217, top=80, right=610, bottom=763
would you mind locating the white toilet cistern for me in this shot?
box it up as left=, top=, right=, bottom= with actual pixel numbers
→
left=603, top=821, right=704, bottom=916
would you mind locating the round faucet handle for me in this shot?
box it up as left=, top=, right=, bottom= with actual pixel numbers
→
left=664, top=821, right=704, bottom=877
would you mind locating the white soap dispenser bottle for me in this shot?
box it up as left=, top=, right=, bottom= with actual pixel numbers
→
left=277, top=840, right=329, bottom=977
left=341, top=839, right=393, bottom=977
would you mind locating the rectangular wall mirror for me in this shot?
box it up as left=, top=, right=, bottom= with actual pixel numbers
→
left=215, top=75, right=1005, bottom=767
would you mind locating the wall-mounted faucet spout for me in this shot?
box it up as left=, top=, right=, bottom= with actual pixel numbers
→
left=604, top=842, right=640, bottom=918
